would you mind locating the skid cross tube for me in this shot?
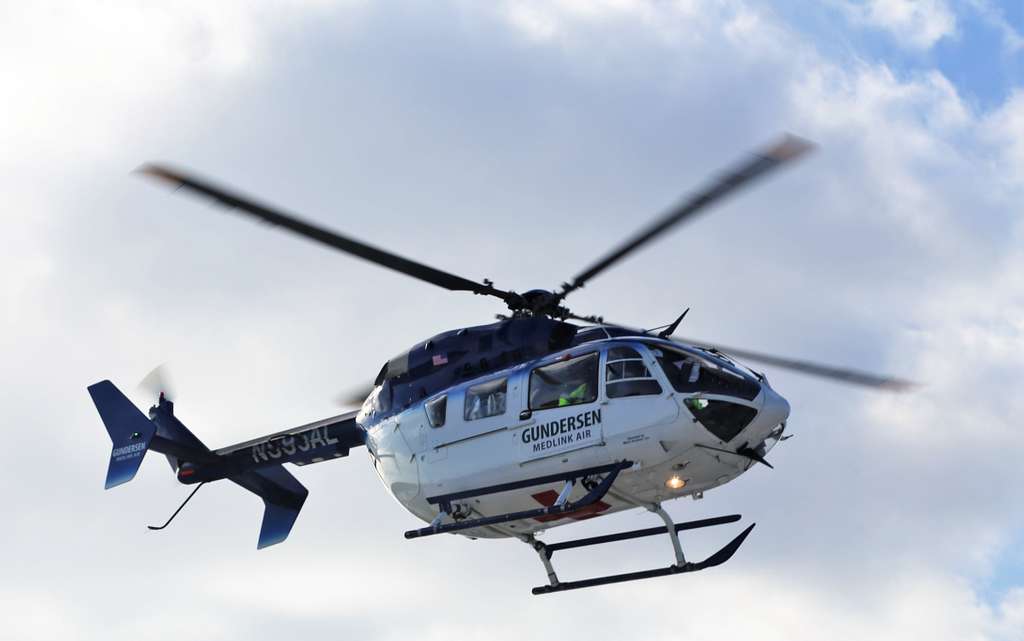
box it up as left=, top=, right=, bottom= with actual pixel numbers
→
left=405, top=460, right=632, bottom=540
left=528, top=512, right=755, bottom=595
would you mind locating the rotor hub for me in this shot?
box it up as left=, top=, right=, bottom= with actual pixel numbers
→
left=517, top=289, right=570, bottom=318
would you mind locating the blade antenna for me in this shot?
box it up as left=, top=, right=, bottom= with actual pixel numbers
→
left=147, top=482, right=205, bottom=531
left=657, top=308, right=690, bottom=339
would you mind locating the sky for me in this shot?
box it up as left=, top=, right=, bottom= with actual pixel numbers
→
left=2, top=0, right=1023, bottom=639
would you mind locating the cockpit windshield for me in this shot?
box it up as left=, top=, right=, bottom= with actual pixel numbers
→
left=647, top=343, right=760, bottom=400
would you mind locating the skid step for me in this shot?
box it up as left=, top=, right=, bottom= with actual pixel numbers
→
left=527, top=510, right=754, bottom=595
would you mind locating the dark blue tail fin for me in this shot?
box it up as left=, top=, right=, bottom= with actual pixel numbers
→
left=88, top=380, right=158, bottom=489
left=230, top=465, right=309, bottom=549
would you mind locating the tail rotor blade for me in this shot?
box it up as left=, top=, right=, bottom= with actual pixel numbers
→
left=138, top=364, right=175, bottom=401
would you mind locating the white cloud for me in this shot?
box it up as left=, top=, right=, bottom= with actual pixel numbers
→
left=984, top=89, right=1024, bottom=186
left=838, top=0, right=958, bottom=50
left=0, top=1, right=359, bottom=170
left=968, top=0, right=1024, bottom=53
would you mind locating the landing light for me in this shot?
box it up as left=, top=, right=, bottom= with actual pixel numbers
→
left=665, top=475, right=686, bottom=490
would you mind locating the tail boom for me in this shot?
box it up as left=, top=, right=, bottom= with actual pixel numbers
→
left=87, top=379, right=365, bottom=548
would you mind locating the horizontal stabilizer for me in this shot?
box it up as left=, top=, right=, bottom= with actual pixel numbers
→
left=88, top=380, right=157, bottom=489
left=231, top=465, right=309, bottom=549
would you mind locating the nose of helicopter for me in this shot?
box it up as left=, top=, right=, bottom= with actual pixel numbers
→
left=758, top=384, right=790, bottom=433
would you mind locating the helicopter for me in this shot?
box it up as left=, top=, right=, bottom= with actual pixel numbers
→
left=88, top=135, right=912, bottom=594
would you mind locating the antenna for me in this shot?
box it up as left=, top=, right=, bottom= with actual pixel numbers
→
left=657, top=308, right=690, bottom=339
left=147, top=482, right=205, bottom=531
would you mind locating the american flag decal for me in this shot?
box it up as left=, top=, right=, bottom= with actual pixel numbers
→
left=432, top=353, right=448, bottom=366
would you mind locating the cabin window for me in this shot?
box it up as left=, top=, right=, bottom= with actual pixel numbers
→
left=529, top=352, right=599, bottom=410
left=684, top=397, right=756, bottom=442
left=606, top=346, right=663, bottom=398
left=653, top=346, right=760, bottom=401
left=425, top=395, right=447, bottom=428
left=464, top=378, right=507, bottom=421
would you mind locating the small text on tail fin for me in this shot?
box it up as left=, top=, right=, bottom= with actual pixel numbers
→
left=88, top=380, right=157, bottom=489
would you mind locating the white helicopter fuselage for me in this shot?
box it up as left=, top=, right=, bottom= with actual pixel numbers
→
left=358, top=336, right=790, bottom=539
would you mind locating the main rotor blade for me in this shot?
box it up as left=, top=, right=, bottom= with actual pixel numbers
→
left=138, top=165, right=517, bottom=304
left=335, top=383, right=374, bottom=408
left=673, top=336, right=916, bottom=392
left=558, top=314, right=913, bottom=391
left=558, top=135, right=813, bottom=299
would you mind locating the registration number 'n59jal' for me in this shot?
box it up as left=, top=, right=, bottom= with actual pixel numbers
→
left=251, top=427, right=340, bottom=463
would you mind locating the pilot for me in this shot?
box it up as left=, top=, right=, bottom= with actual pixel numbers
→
left=558, top=382, right=588, bottom=407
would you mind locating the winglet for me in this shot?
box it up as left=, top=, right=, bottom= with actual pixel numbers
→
left=230, top=465, right=309, bottom=549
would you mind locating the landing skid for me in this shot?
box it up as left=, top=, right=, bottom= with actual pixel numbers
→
left=525, top=510, right=755, bottom=595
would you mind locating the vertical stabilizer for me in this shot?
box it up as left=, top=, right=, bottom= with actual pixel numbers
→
left=88, top=380, right=158, bottom=489
left=230, top=465, right=309, bottom=549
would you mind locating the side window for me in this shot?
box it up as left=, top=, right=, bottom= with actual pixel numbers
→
left=606, top=346, right=663, bottom=398
left=464, top=378, right=507, bottom=421
left=529, top=353, right=599, bottom=410
left=425, top=395, right=446, bottom=428
left=654, top=349, right=702, bottom=393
